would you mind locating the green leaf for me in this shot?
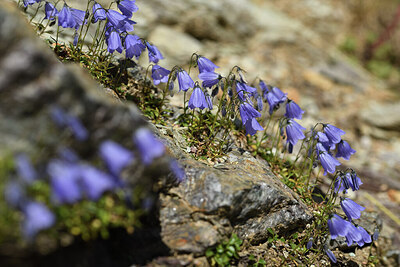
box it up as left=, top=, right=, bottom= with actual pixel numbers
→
left=205, top=249, right=215, bottom=258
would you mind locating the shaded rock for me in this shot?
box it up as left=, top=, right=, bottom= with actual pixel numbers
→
left=159, top=136, right=313, bottom=253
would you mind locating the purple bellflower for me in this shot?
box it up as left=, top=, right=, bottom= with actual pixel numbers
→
left=334, top=172, right=363, bottom=193
left=345, top=222, right=362, bottom=246
left=244, top=118, right=263, bottom=136
left=133, top=128, right=165, bottom=165
left=117, top=0, right=139, bottom=18
left=106, top=9, right=127, bottom=28
left=256, top=95, right=263, bottom=111
left=188, top=86, right=208, bottom=110
left=80, top=165, right=115, bottom=200
left=306, top=238, right=313, bottom=249
left=70, top=8, right=86, bottom=29
left=316, top=143, right=341, bottom=175
left=169, top=160, right=185, bottom=183
left=15, top=154, right=37, bottom=183
left=92, top=2, right=107, bottom=23
left=336, top=140, right=356, bottom=160
left=50, top=107, right=88, bottom=141
left=107, top=31, right=123, bottom=54
left=151, top=65, right=170, bottom=85
left=323, top=124, right=345, bottom=144
left=259, top=80, right=270, bottom=99
left=285, top=119, right=306, bottom=149
left=340, top=198, right=365, bottom=221
left=198, top=72, right=221, bottom=88
left=125, top=34, right=145, bottom=59
left=197, top=56, right=219, bottom=73
left=328, top=214, right=351, bottom=240
left=58, top=5, right=75, bottom=28
left=48, top=160, right=82, bottom=204
left=236, top=82, right=257, bottom=101
left=266, top=87, right=287, bottom=115
left=239, top=102, right=261, bottom=125
left=325, top=249, right=337, bottom=263
left=356, top=226, right=372, bottom=247
left=23, top=201, right=55, bottom=239
left=177, top=70, right=194, bottom=92
left=146, top=42, right=163, bottom=63
left=316, top=131, right=329, bottom=143
left=285, top=99, right=304, bottom=119
left=99, top=140, right=134, bottom=176
left=205, top=94, right=213, bottom=110
left=44, top=2, right=58, bottom=20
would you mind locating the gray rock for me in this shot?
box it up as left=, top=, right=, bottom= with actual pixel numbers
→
left=159, top=135, right=313, bottom=253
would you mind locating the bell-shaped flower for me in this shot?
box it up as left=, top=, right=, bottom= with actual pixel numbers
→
left=306, top=238, right=313, bottom=249
left=80, top=165, right=116, bottom=200
left=23, top=201, right=55, bottom=238
left=259, top=80, right=270, bottom=99
left=117, top=18, right=136, bottom=33
left=70, top=8, right=86, bottom=29
left=285, top=99, right=304, bottom=119
left=285, top=119, right=306, bottom=147
left=133, top=128, right=165, bottom=165
left=15, top=154, right=37, bottom=184
left=151, top=65, right=170, bottom=85
left=146, top=42, right=163, bottom=63
left=345, top=222, right=363, bottom=246
left=316, top=143, right=340, bottom=175
left=356, top=226, right=372, bottom=247
left=125, top=34, right=145, bottom=59
left=48, top=160, right=82, bottom=204
left=334, top=172, right=363, bottom=193
left=44, top=2, right=58, bottom=21
left=205, top=94, right=213, bottom=110
left=341, top=198, right=365, bottom=221
left=239, top=102, right=261, bottom=125
left=198, top=72, right=221, bottom=88
left=197, top=56, right=219, bottom=73
left=266, top=87, right=287, bottom=114
left=58, top=5, right=75, bottom=28
left=118, top=0, right=138, bottom=18
left=106, top=9, right=126, bottom=28
left=177, top=70, right=194, bottom=92
left=323, top=124, right=345, bottom=144
left=256, top=95, right=263, bottom=111
left=99, top=140, right=134, bottom=176
left=92, top=2, right=107, bottom=23
left=188, top=86, right=208, bottom=110
left=327, top=214, right=351, bottom=239
left=244, top=118, right=263, bottom=136
left=335, top=140, right=356, bottom=160
left=107, top=31, right=123, bottom=54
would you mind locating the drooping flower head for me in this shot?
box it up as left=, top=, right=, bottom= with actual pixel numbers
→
left=344, top=222, right=362, bottom=247
left=58, top=5, right=75, bottom=28
left=23, top=201, right=55, bottom=239
left=323, top=124, right=345, bottom=144
left=239, top=102, right=261, bottom=125
left=197, top=56, right=219, bottom=73
left=336, top=140, right=356, bottom=160
left=117, top=0, right=138, bottom=18
left=285, top=119, right=306, bottom=148
left=107, top=30, right=123, bottom=54
left=356, top=226, right=372, bottom=247
left=23, top=0, right=41, bottom=8
left=266, top=87, right=287, bottom=114
left=169, top=160, right=185, bottom=183
left=151, top=65, right=170, bottom=85
left=285, top=99, right=304, bottom=119
left=92, top=2, right=107, bottom=23
left=177, top=70, right=194, bottom=92
left=244, top=118, right=263, bottom=136
left=48, top=160, right=82, bottom=204
left=327, top=214, right=351, bottom=240
left=316, top=143, right=341, bottom=175
left=44, top=2, right=58, bottom=21
left=133, top=128, right=165, bottom=165
left=334, top=172, right=363, bottom=193
left=79, top=165, right=116, bottom=200
left=340, top=198, right=365, bottom=221
left=125, top=34, right=145, bottom=59
left=188, top=86, right=208, bottom=110
left=236, top=81, right=257, bottom=101
left=99, top=140, right=134, bottom=176
left=325, top=249, right=337, bottom=263
left=198, top=72, right=221, bottom=88
left=146, top=42, right=163, bottom=63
